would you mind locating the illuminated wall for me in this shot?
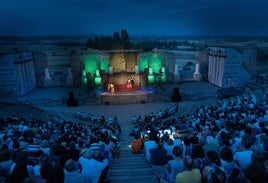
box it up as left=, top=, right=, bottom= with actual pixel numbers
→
left=83, top=55, right=98, bottom=75
left=149, top=54, right=162, bottom=73
left=138, top=53, right=162, bottom=73
left=83, top=54, right=109, bottom=74
left=138, top=52, right=165, bottom=84
left=99, top=55, right=109, bottom=73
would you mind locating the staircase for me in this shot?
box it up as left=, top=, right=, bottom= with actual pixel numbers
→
left=107, top=122, right=159, bottom=183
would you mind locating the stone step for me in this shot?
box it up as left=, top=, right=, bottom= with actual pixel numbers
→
left=108, top=169, right=156, bottom=177
left=111, top=162, right=150, bottom=169
left=113, top=156, right=147, bottom=163
left=108, top=175, right=158, bottom=183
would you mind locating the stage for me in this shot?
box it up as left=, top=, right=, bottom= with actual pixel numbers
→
left=97, top=87, right=155, bottom=105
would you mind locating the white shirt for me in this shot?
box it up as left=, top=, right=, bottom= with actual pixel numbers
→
left=233, top=150, right=253, bottom=169
left=144, top=140, right=157, bottom=161
left=79, top=157, right=108, bottom=183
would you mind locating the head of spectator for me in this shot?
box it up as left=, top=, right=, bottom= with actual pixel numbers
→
left=241, top=134, right=256, bottom=150
left=207, top=150, right=221, bottom=166
left=183, top=136, right=191, bottom=146
left=13, top=140, right=20, bottom=151
left=206, top=136, right=216, bottom=145
left=192, top=144, right=205, bottom=158
left=64, top=159, right=77, bottom=172
left=172, top=145, right=182, bottom=158
left=0, top=149, right=11, bottom=162
left=183, top=155, right=194, bottom=170
left=40, top=140, right=49, bottom=149
left=220, top=147, right=233, bottom=163
left=82, top=149, right=93, bottom=159
left=190, top=135, right=199, bottom=145
left=38, top=153, right=49, bottom=165
left=220, top=131, right=231, bottom=146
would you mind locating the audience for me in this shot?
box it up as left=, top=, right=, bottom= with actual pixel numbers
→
left=0, top=88, right=267, bottom=183
left=130, top=91, right=268, bottom=183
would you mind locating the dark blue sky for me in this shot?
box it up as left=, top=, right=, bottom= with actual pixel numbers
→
left=1, top=0, right=268, bottom=36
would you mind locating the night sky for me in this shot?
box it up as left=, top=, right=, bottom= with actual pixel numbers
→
left=1, top=0, right=268, bottom=36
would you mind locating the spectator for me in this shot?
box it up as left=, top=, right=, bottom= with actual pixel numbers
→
left=40, top=162, right=64, bottom=183
left=131, top=135, right=143, bottom=154
left=33, top=153, right=49, bottom=176
left=220, top=146, right=245, bottom=182
left=150, top=141, right=167, bottom=166
left=8, top=151, right=33, bottom=183
left=244, top=151, right=268, bottom=183
left=233, top=134, right=255, bottom=169
left=202, top=150, right=226, bottom=183
left=79, top=149, right=108, bottom=183
left=192, top=144, right=210, bottom=174
left=0, top=149, right=13, bottom=181
left=175, top=155, right=201, bottom=183
left=203, top=136, right=220, bottom=158
left=64, top=159, right=90, bottom=183
left=161, top=145, right=184, bottom=183
left=144, top=137, right=157, bottom=162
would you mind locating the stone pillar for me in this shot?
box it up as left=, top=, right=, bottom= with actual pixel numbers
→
left=21, top=63, right=28, bottom=94
left=15, top=63, right=24, bottom=95
left=193, top=63, right=202, bottom=81
left=173, top=64, right=181, bottom=82
left=174, top=64, right=178, bottom=75
left=81, top=70, right=87, bottom=86
left=135, top=65, right=139, bottom=74
left=43, top=68, right=52, bottom=87
left=109, top=66, right=113, bottom=74
left=25, top=62, right=31, bottom=91
left=29, top=60, right=37, bottom=88
left=66, top=67, right=73, bottom=87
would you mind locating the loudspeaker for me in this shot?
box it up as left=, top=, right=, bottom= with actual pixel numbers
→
left=140, top=100, right=146, bottom=104
left=171, top=94, right=182, bottom=103
left=173, top=87, right=180, bottom=95
left=67, top=91, right=78, bottom=107
left=69, top=91, right=74, bottom=99
left=105, top=101, right=110, bottom=105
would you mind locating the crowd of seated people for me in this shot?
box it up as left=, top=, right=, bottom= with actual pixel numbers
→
left=131, top=94, right=268, bottom=183
left=0, top=114, right=121, bottom=183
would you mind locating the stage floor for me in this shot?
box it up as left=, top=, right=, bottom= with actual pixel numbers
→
left=97, top=87, right=155, bottom=104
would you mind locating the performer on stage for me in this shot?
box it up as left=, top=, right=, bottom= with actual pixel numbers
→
left=126, top=78, right=132, bottom=89
left=108, top=83, right=115, bottom=94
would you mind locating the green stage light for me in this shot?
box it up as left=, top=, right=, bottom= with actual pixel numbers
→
left=148, top=75, right=155, bottom=84
left=149, top=68, right=153, bottom=75
left=94, top=77, right=102, bottom=85
left=94, top=69, right=101, bottom=85
left=96, top=69, right=100, bottom=77
left=161, top=74, right=167, bottom=82
left=161, top=67, right=166, bottom=74
left=81, top=70, right=87, bottom=86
